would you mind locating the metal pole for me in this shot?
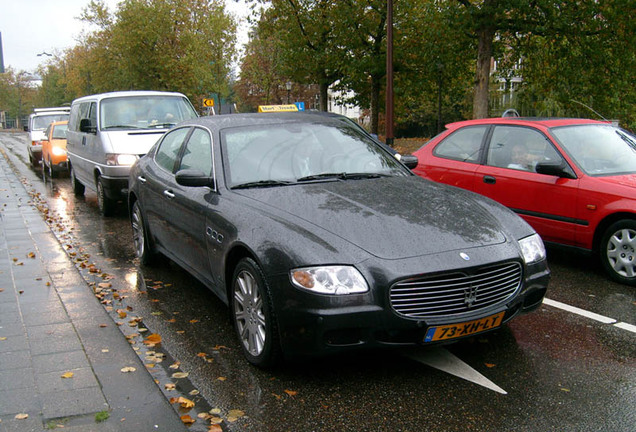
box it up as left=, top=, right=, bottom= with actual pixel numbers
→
left=385, top=0, right=394, bottom=147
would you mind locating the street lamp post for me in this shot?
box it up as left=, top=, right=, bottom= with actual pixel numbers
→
left=385, top=0, right=394, bottom=147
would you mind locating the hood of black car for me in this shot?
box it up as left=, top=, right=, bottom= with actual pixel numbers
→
left=235, top=176, right=508, bottom=260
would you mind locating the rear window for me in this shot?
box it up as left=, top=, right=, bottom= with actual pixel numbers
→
left=433, top=126, right=488, bottom=163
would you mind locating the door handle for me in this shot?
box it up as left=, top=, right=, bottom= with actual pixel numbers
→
left=483, top=175, right=496, bottom=184
left=137, top=176, right=147, bottom=184
left=163, top=190, right=175, bottom=199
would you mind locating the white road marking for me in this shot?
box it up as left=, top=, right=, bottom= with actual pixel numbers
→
left=404, top=348, right=507, bottom=395
left=614, top=322, right=636, bottom=334
left=542, top=298, right=617, bottom=323
left=404, top=298, right=633, bottom=394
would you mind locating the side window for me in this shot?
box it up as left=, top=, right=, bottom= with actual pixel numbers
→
left=179, top=128, right=213, bottom=176
left=433, top=126, right=487, bottom=163
left=486, top=126, right=562, bottom=172
left=69, top=104, right=80, bottom=131
left=154, top=128, right=190, bottom=173
left=88, top=102, right=97, bottom=127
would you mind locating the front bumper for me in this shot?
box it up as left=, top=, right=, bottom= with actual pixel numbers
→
left=271, top=257, right=549, bottom=358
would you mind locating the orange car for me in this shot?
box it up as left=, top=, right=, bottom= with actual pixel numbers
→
left=41, top=121, right=68, bottom=178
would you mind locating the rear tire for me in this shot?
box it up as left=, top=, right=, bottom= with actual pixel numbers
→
left=70, top=165, right=85, bottom=196
left=131, top=200, right=159, bottom=265
left=96, top=176, right=116, bottom=217
left=600, top=220, right=636, bottom=286
left=48, top=159, right=57, bottom=178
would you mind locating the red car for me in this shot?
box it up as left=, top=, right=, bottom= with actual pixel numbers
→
left=412, top=117, right=636, bottom=286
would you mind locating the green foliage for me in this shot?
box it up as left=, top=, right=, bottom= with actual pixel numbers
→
left=95, top=410, right=110, bottom=423
left=39, top=0, right=237, bottom=111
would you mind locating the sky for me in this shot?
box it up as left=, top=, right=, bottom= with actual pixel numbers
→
left=0, top=0, right=250, bottom=73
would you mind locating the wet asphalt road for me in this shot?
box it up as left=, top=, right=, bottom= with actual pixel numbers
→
left=1, top=132, right=634, bottom=432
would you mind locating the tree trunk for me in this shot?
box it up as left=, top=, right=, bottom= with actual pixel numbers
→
left=472, top=25, right=495, bottom=119
left=319, top=82, right=329, bottom=111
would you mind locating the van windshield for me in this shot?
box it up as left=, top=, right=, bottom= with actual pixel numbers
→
left=32, top=114, right=69, bottom=130
left=100, top=95, right=197, bottom=130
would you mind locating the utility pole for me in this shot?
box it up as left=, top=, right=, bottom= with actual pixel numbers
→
left=385, top=0, right=394, bottom=147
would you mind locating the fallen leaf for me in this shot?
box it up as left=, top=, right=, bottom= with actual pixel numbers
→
left=169, top=362, right=181, bottom=369
left=189, top=319, right=199, bottom=324
left=189, top=389, right=199, bottom=396
left=485, top=363, right=496, bottom=368
left=172, top=372, right=189, bottom=379
left=98, top=282, right=111, bottom=289
left=208, top=424, right=223, bottom=431
left=101, top=349, right=109, bottom=353
left=166, top=318, right=177, bottom=323
left=61, top=372, right=74, bottom=379
left=14, top=413, right=28, bottom=420
left=165, top=383, right=176, bottom=391
left=0, top=337, right=7, bottom=341
left=217, top=376, right=226, bottom=381
left=144, top=333, right=162, bottom=345
left=284, top=389, right=298, bottom=396
left=197, top=352, right=208, bottom=358
left=172, top=396, right=195, bottom=409
left=197, top=412, right=211, bottom=420
left=120, top=367, right=136, bottom=373
left=27, top=252, right=36, bottom=258
left=180, top=415, right=195, bottom=425
left=99, top=324, right=108, bottom=328
left=209, top=416, right=223, bottom=425
left=560, top=388, right=570, bottom=392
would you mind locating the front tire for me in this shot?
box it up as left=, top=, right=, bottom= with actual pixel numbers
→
left=96, top=176, right=116, bottom=217
left=231, top=258, right=282, bottom=367
left=600, top=220, right=636, bottom=286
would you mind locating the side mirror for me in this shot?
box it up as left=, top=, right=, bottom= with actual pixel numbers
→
left=535, top=160, right=576, bottom=179
left=175, top=169, right=214, bottom=188
left=398, top=154, right=418, bottom=169
left=79, top=118, right=97, bottom=134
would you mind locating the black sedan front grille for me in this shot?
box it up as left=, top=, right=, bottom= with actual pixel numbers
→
left=390, top=262, right=522, bottom=319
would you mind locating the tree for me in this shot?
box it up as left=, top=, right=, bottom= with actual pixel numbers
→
left=41, top=0, right=237, bottom=110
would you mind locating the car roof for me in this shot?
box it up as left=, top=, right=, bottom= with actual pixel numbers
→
left=71, top=90, right=188, bottom=104
left=445, top=117, right=611, bottom=131
left=179, top=112, right=354, bottom=132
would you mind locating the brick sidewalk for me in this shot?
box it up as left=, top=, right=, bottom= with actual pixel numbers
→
left=0, top=153, right=186, bottom=431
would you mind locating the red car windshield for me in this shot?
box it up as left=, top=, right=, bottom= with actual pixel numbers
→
left=551, top=124, right=636, bottom=176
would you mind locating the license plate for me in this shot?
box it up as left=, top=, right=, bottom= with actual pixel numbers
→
left=423, top=312, right=505, bottom=343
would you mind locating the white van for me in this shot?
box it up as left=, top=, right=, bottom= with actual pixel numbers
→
left=27, top=107, right=71, bottom=168
left=66, top=91, right=198, bottom=216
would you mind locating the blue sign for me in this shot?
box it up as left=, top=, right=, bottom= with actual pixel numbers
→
left=294, top=102, right=305, bottom=111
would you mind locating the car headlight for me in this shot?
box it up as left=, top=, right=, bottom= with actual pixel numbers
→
left=106, top=153, right=138, bottom=166
left=52, top=147, right=66, bottom=156
left=519, top=234, right=546, bottom=264
left=290, top=266, right=369, bottom=295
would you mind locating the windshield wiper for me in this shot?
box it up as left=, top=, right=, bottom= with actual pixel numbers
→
left=232, top=179, right=296, bottom=189
left=297, top=172, right=389, bottom=182
left=102, top=125, right=141, bottom=130
left=148, top=122, right=177, bottom=129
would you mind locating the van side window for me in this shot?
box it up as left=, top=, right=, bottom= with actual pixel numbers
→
left=155, top=128, right=190, bottom=173
left=179, top=128, right=213, bottom=177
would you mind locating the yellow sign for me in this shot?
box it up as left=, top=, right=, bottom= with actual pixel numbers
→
left=258, top=104, right=298, bottom=113
left=203, top=98, right=215, bottom=107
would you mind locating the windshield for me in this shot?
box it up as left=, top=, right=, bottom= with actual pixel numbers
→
left=222, top=121, right=409, bottom=188
left=52, top=124, right=68, bottom=140
left=32, top=114, right=69, bottom=130
left=551, top=124, right=636, bottom=176
left=100, top=95, right=197, bottom=130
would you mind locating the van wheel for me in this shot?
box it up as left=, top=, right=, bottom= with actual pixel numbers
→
left=70, top=165, right=85, bottom=196
left=96, top=176, right=116, bottom=217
